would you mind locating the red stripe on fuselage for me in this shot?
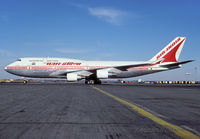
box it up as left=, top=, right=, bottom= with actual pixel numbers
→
left=6, top=65, right=161, bottom=71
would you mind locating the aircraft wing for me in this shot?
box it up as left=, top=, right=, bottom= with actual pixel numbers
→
left=78, top=62, right=153, bottom=76
left=111, top=63, right=152, bottom=71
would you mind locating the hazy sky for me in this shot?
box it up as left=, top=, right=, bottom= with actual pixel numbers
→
left=0, top=0, right=200, bottom=80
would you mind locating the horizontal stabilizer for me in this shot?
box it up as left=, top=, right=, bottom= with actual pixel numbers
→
left=160, top=60, right=194, bottom=68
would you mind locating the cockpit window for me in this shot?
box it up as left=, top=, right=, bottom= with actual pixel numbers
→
left=17, top=59, right=21, bottom=61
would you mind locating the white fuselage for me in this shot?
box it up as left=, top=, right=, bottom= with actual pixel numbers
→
left=4, top=57, right=168, bottom=79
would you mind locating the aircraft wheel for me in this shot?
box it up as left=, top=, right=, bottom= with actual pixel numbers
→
left=89, top=80, right=95, bottom=84
left=85, top=79, right=95, bottom=84
left=85, top=79, right=101, bottom=84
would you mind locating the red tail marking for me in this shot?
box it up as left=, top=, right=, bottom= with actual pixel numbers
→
left=161, top=39, right=185, bottom=63
left=156, top=38, right=181, bottom=60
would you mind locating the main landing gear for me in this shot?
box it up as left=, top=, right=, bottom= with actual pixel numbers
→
left=85, top=79, right=101, bottom=84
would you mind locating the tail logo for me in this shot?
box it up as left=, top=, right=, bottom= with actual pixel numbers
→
left=156, top=37, right=181, bottom=60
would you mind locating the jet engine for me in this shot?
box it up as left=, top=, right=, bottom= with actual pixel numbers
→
left=66, top=73, right=81, bottom=81
left=96, top=70, right=108, bottom=79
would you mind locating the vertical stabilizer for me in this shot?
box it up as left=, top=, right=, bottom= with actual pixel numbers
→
left=150, top=37, right=186, bottom=63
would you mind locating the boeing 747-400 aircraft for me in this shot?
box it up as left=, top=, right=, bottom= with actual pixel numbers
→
left=5, top=37, right=193, bottom=84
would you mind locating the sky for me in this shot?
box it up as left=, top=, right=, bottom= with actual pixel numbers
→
left=0, top=0, right=200, bottom=80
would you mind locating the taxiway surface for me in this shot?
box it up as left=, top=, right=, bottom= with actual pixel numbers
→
left=0, top=83, right=199, bottom=139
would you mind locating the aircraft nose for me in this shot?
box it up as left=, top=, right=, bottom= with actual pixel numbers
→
left=4, top=65, right=8, bottom=71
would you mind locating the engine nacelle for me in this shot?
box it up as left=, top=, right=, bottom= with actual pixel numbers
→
left=66, top=73, right=80, bottom=81
left=96, top=70, right=108, bottom=79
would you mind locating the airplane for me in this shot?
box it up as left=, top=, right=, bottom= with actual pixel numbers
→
left=4, top=37, right=193, bottom=84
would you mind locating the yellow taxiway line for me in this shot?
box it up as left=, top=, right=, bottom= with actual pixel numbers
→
left=91, top=86, right=200, bottom=139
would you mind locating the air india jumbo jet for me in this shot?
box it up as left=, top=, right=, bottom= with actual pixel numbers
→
left=5, top=37, right=193, bottom=84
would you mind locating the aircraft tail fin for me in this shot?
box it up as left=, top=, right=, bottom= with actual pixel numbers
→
left=150, top=37, right=186, bottom=64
